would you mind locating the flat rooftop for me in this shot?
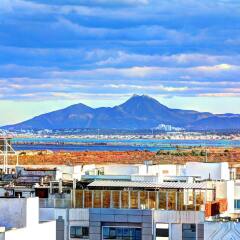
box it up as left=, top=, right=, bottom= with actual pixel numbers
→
left=88, top=180, right=214, bottom=189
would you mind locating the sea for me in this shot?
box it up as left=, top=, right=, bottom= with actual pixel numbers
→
left=12, top=137, right=240, bottom=152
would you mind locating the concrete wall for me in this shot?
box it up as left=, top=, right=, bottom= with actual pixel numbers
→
left=0, top=198, right=27, bottom=229
left=0, top=197, right=39, bottom=229
left=154, top=210, right=205, bottom=224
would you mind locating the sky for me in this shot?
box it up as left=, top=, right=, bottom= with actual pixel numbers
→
left=0, top=0, right=240, bottom=125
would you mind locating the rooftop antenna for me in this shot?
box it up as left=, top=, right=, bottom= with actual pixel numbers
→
left=0, top=130, right=19, bottom=173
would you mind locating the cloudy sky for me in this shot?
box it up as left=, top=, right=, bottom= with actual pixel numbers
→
left=0, top=0, right=240, bottom=125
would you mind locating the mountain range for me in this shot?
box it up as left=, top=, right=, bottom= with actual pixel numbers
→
left=2, top=95, right=240, bottom=131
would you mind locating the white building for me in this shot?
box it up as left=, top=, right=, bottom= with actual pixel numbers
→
left=0, top=197, right=56, bottom=240
left=184, top=162, right=230, bottom=180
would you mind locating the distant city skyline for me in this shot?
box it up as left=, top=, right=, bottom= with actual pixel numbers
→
left=1, top=0, right=240, bottom=125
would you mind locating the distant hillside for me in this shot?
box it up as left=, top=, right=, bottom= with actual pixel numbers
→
left=2, top=95, right=240, bottom=131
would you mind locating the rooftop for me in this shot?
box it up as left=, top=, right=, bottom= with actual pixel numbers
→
left=87, top=180, right=213, bottom=189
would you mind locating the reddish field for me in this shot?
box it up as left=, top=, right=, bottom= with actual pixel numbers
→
left=3, top=147, right=240, bottom=166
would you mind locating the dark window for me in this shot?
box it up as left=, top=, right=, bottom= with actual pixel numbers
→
left=182, top=224, right=196, bottom=240
left=14, top=192, right=22, bottom=197
left=102, top=227, right=141, bottom=240
left=156, top=228, right=169, bottom=237
left=70, top=226, right=89, bottom=239
left=235, top=199, right=240, bottom=209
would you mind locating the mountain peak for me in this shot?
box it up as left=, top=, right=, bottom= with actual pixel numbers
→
left=2, top=95, right=240, bottom=130
left=130, top=94, right=155, bottom=100
left=121, top=94, right=167, bottom=109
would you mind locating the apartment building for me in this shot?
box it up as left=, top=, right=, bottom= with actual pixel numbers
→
left=1, top=161, right=240, bottom=239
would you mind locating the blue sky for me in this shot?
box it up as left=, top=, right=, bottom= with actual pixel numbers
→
left=0, top=0, right=240, bottom=125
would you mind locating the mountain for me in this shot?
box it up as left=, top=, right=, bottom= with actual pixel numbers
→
left=2, top=95, right=240, bottom=131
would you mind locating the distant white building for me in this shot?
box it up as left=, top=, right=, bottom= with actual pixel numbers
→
left=0, top=197, right=55, bottom=240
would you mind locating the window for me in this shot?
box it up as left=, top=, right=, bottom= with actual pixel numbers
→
left=102, top=227, right=141, bottom=240
left=130, top=191, right=138, bottom=209
left=158, top=191, right=167, bottom=210
left=75, top=190, right=83, bottom=208
left=140, top=191, right=148, bottom=209
left=112, top=191, right=120, bottom=208
left=167, top=191, right=176, bottom=210
left=84, top=191, right=92, bottom=208
left=149, top=191, right=157, bottom=209
left=94, top=190, right=102, bottom=208
left=103, top=191, right=111, bottom=208
left=156, top=224, right=169, bottom=238
left=70, top=226, right=89, bottom=239
left=182, top=224, right=196, bottom=240
left=121, top=191, right=129, bottom=208
left=235, top=199, right=240, bottom=209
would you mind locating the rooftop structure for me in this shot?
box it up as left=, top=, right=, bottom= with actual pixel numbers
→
left=0, top=197, right=55, bottom=240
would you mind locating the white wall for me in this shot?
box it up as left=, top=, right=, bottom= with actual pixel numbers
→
left=4, top=221, right=56, bottom=240
left=0, top=198, right=40, bottom=229
left=103, top=165, right=141, bottom=175
left=148, top=164, right=183, bottom=179
left=227, top=181, right=235, bottom=214
left=234, top=181, right=240, bottom=199
left=0, top=198, right=27, bottom=229
left=154, top=210, right=205, bottom=224
left=40, top=208, right=89, bottom=240
left=215, top=181, right=227, bottom=199
left=215, top=180, right=235, bottom=214
left=0, top=198, right=55, bottom=240
left=185, top=162, right=230, bottom=180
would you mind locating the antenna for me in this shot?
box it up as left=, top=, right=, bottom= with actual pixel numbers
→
left=205, top=146, right=208, bottom=163
left=204, top=127, right=208, bottom=163
left=0, top=131, right=18, bottom=173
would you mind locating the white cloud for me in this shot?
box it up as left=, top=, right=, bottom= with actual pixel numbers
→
left=105, top=84, right=188, bottom=92
left=195, top=64, right=235, bottom=72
